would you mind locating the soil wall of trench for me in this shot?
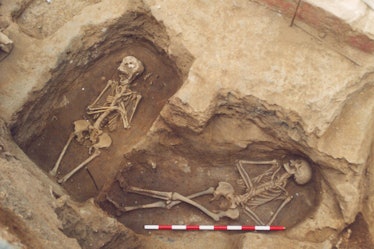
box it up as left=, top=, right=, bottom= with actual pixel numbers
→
left=0, top=0, right=374, bottom=249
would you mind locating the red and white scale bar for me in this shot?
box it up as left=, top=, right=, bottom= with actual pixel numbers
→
left=144, top=225, right=285, bottom=231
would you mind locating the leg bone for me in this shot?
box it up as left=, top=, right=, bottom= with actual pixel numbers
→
left=171, top=192, right=222, bottom=221
left=239, top=160, right=277, bottom=165
left=109, top=187, right=215, bottom=213
left=107, top=195, right=167, bottom=212
left=50, top=133, right=74, bottom=176
left=58, top=149, right=101, bottom=184
left=127, top=186, right=223, bottom=221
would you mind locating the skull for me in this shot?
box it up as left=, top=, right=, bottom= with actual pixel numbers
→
left=283, top=158, right=312, bottom=185
left=117, top=56, right=144, bottom=81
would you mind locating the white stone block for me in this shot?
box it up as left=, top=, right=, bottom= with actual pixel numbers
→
left=363, top=0, right=374, bottom=10
left=305, top=0, right=367, bottom=23
left=355, top=9, right=374, bottom=38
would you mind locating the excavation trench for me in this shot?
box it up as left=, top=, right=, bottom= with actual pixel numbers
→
left=98, top=143, right=318, bottom=233
left=9, top=7, right=321, bottom=244
left=15, top=40, right=184, bottom=201
left=96, top=114, right=320, bottom=234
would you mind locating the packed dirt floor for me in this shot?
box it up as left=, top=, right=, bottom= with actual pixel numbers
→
left=1, top=0, right=374, bottom=249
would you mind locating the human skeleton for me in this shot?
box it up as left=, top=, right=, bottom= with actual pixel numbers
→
left=50, top=56, right=144, bottom=183
left=107, top=158, right=312, bottom=225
